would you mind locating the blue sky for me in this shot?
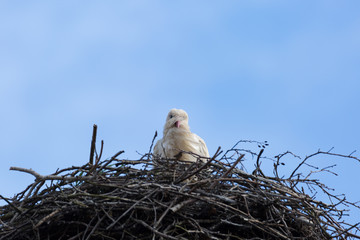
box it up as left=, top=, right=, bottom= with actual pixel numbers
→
left=1, top=1, right=360, bottom=224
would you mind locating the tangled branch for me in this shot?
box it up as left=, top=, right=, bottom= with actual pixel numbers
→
left=1, top=134, right=359, bottom=239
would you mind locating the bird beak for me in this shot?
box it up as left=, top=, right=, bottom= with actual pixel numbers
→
left=175, top=121, right=181, bottom=128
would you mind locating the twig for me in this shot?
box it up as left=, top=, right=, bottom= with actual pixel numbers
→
left=2, top=136, right=360, bottom=240
left=96, top=140, right=104, bottom=165
left=149, top=131, right=157, bottom=154
left=89, top=124, right=98, bottom=165
left=210, top=154, right=244, bottom=188
left=253, top=148, right=265, bottom=176
left=84, top=214, right=106, bottom=240
left=9, top=167, right=93, bottom=181
left=175, top=146, right=222, bottom=184
left=133, top=219, right=177, bottom=240
left=106, top=190, right=156, bottom=230
left=33, top=209, right=61, bottom=229
left=0, top=195, right=23, bottom=215
left=170, top=199, right=195, bottom=213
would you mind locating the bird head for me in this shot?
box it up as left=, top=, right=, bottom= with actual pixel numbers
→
left=163, top=108, right=190, bottom=135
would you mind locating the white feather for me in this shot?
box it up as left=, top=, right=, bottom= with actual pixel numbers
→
left=153, top=109, right=209, bottom=162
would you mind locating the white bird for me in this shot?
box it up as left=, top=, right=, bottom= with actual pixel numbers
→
left=153, top=108, right=210, bottom=162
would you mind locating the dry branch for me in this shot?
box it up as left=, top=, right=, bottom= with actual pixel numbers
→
left=89, top=124, right=97, bottom=165
left=1, top=137, right=360, bottom=240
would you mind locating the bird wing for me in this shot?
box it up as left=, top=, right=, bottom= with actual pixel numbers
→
left=192, top=133, right=210, bottom=159
left=153, top=139, right=164, bottom=158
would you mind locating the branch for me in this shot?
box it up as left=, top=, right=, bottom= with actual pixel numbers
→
left=149, top=131, right=157, bottom=154
left=89, top=124, right=98, bottom=165
left=9, top=167, right=93, bottom=181
left=33, top=209, right=61, bottom=229
left=133, top=219, right=177, bottom=240
left=175, top=146, right=222, bottom=184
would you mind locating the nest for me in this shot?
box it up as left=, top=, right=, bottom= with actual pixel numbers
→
left=1, top=135, right=360, bottom=239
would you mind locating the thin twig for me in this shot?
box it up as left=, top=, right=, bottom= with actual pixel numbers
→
left=133, top=219, right=177, bottom=240
left=9, top=167, right=93, bottom=181
left=89, top=124, right=97, bottom=165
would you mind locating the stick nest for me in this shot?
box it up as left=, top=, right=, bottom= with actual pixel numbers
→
left=1, top=141, right=360, bottom=240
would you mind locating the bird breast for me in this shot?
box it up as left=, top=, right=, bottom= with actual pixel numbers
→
left=163, top=129, right=200, bottom=161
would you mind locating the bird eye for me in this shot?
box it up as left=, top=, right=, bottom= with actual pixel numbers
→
left=169, top=115, right=173, bottom=119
